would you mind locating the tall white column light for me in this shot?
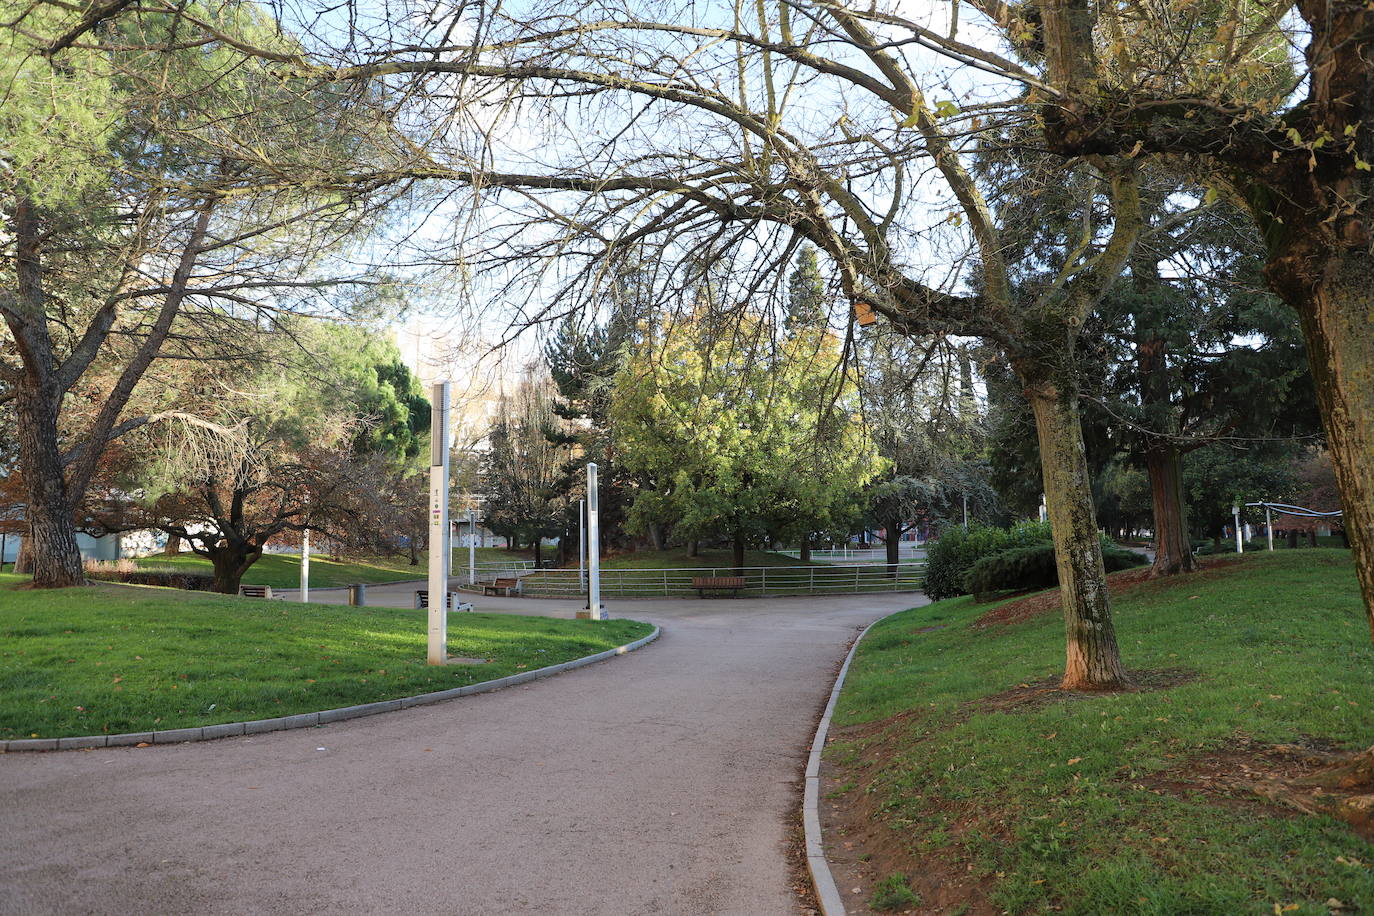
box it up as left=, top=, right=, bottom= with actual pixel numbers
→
left=299, top=528, right=310, bottom=603
left=427, top=381, right=452, bottom=664
left=581, top=463, right=604, bottom=620
left=468, top=507, right=476, bottom=585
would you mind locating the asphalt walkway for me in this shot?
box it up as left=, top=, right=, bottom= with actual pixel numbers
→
left=0, top=592, right=925, bottom=915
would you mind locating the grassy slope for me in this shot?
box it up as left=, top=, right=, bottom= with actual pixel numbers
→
left=597, top=548, right=814, bottom=569
left=831, top=551, right=1374, bottom=914
left=132, top=547, right=539, bottom=588
left=364, top=547, right=538, bottom=573
left=0, top=574, right=651, bottom=739
left=134, top=553, right=420, bottom=588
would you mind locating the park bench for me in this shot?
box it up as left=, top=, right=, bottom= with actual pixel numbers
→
left=483, top=577, right=518, bottom=597
left=692, top=575, right=746, bottom=597
left=414, top=590, right=473, bottom=612
left=238, top=585, right=274, bottom=599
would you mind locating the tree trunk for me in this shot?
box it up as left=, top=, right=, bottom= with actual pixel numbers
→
left=533, top=538, right=542, bottom=567
left=1288, top=528, right=1300, bottom=549
left=14, top=383, right=84, bottom=588
left=1024, top=378, right=1129, bottom=691
left=1263, top=191, right=1374, bottom=639
left=13, top=537, right=32, bottom=575
left=800, top=538, right=812, bottom=563
left=1146, top=447, right=1197, bottom=577
left=207, top=546, right=260, bottom=595
left=1309, top=530, right=1318, bottom=548
left=687, top=539, right=699, bottom=558
left=647, top=522, right=664, bottom=551
left=408, top=539, right=419, bottom=566
left=732, top=533, right=745, bottom=575
left=885, top=526, right=901, bottom=579
left=163, top=534, right=182, bottom=556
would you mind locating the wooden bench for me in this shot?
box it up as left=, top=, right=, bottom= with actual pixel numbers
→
left=692, top=575, right=746, bottom=597
left=414, top=590, right=473, bottom=612
left=238, top=585, right=274, bottom=599
left=482, top=577, right=518, bottom=597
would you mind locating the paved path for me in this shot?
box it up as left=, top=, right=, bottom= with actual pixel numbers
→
left=0, top=592, right=925, bottom=915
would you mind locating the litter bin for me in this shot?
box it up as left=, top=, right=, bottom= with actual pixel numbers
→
left=347, top=583, right=366, bottom=607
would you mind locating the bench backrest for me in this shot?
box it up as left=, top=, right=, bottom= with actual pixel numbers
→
left=692, top=576, right=746, bottom=588
left=492, top=577, right=517, bottom=587
left=239, top=585, right=272, bottom=598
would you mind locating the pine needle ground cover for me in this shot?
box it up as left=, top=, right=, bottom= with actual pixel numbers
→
left=827, top=551, right=1373, bottom=914
left=0, top=574, right=651, bottom=740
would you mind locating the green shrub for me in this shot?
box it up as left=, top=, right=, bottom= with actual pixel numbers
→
left=963, top=542, right=1147, bottom=598
left=85, top=565, right=216, bottom=591
left=870, top=873, right=920, bottom=911
left=922, top=521, right=1051, bottom=600
left=1196, top=539, right=1266, bottom=555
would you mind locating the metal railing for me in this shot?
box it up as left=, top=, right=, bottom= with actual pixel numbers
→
left=458, top=562, right=927, bottom=599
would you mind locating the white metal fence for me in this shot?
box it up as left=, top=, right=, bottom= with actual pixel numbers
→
left=459, top=563, right=927, bottom=599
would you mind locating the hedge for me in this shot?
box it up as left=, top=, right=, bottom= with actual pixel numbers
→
left=963, top=543, right=1147, bottom=599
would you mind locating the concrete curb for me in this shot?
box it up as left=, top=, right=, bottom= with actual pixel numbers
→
left=1, top=626, right=660, bottom=753
left=803, top=619, right=881, bottom=916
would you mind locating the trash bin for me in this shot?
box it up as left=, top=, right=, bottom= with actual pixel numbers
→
left=347, top=583, right=366, bottom=607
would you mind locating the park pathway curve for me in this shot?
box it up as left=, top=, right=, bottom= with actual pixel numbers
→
left=0, top=592, right=924, bottom=915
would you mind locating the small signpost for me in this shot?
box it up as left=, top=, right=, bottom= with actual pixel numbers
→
left=428, top=381, right=451, bottom=665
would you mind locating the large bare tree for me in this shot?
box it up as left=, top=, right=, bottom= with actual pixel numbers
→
left=1, top=2, right=416, bottom=586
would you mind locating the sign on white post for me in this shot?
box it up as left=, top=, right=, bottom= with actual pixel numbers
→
left=428, top=381, right=452, bottom=665
left=468, top=508, right=476, bottom=585
left=300, top=528, right=310, bottom=603
left=582, top=463, right=604, bottom=620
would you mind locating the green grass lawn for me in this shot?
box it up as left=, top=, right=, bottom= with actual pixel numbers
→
left=132, top=553, right=424, bottom=588
left=0, top=573, right=652, bottom=739
left=830, top=551, right=1374, bottom=914
left=596, top=547, right=814, bottom=569
left=364, top=546, right=540, bottom=573
left=132, top=547, right=546, bottom=589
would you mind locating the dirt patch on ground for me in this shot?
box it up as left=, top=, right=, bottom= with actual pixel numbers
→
left=972, top=556, right=1246, bottom=629
left=972, top=666, right=1198, bottom=715
left=1144, top=737, right=1374, bottom=839
left=820, top=756, right=1001, bottom=916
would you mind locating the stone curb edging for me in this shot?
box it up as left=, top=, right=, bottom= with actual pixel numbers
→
left=1, top=626, right=661, bottom=753
left=803, top=619, right=881, bottom=916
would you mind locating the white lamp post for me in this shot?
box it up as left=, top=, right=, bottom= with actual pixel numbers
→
left=428, top=381, right=452, bottom=664
left=578, top=498, right=586, bottom=591
left=1232, top=504, right=1244, bottom=554
left=468, top=507, right=476, bottom=585
left=580, top=463, right=604, bottom=620
left=299, top=528, right=310, bottom=603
